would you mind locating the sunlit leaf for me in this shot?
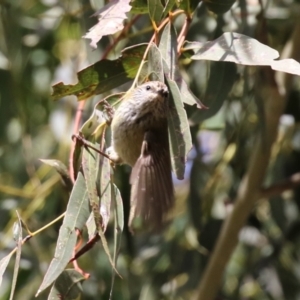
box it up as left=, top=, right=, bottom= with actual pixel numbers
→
left=36, top=172, right=90, bottom=295
left=83, top=0, right=132, bottom=49
left=186, top=32, right=300, bottom=75
left=48, top=269, right=85, bottom=300
left=159, top=22, right=176, bottom=79
left=165, top=76, right=192, bottom=179
left=159, top=23, right=205, bottom=108
left=97, top=155, right=112, bottom=231
left=0, top=253, right=13, bottom=288
left=9, top=212, right=22, bottom=300
left=148, top=43, right=164, bottom=82
left=109, top=184, right=124, bottom=299
left=51, top=44, right=147, bottom=101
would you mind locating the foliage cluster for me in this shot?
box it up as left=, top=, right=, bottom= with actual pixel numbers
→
left=1, top=0, right=300, bottom=299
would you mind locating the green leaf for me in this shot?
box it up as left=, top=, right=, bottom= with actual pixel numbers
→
left=159, top=22, right=177, bottom=79
left=148, top=0, right=164, bottom=24
left=82, top=145, right=101, bottom=226
left=47, top=269, right=85, bottom=300
left=97, top=155, right=112, bottom=231
left=131, top=0, right=149, bottom=14
left=165, top=76, right=192, bottom=179
left=51, top=44, right=147, bottom=101
left=189, top=61, right=237, bottom=124
left=148, top=43, right=164, bottom=82
left=109, top=184, right=124, bottom=300
left=36, top=172, right=90, bottom=296
left=9, top=212, right=22, bottom=300
left=0, top=253, right=13, bottom=288
left=82, top=144, right=120, bottom=277
left=159, top=23, right=205, bottom=108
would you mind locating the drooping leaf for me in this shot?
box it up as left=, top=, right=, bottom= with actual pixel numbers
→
left=159, top=22, right=176, bottom=79
left=82, top=146, right=100, bottom=225
left=40, top=159, right=73, bottom=192
left=165, top=76, right=193, bottom=179
left=36, top=172, right=90, bottom=296
left=148, top=43, right=164, bottom=82
left=47, top=269, right=85, bottom=300
left=189, top=61, right=237, bottom=124
left=159, top=23, right=205, bottom=108
left=186, top=32, right=300, bottom=75
left=0, top=253, right=13, bottom=288
left=147, top=0, right=164, bottom=25
left=83, top=0, right=132, bottom=49
left=82, top=143, right=120, bottom=277
left=109, top=184, right=124, bottom=300
left=97, top=155, right=112, bottom=231
left=9, top=212, right=22, bottom=300
left=51, top=44, right=147, bottom=101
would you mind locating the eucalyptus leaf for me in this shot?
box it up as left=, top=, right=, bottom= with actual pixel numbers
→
left=166, top=76, right=193, bottom=179
left=189, top=61, right=237, bottom=124
left=51, top=44, right=147, bottom=101
left=36, top=172, right=90, bottom=295
left=48, top=269, right=85, bottom=300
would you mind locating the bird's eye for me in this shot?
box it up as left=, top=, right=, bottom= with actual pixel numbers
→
left=146, top=85, right=151, bottom=91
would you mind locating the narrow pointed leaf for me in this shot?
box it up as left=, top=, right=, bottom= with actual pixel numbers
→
left=36, top=172, right=89, bottom=295
left=148, top=43, right=164, bottom=82
left=165, top=76, right=192, bottom=179
left=9, top=212, right=22, bottom=300
left=82, top=145, right=120, bottom=277
left=159, top=22, right=176, bottom=79
left=160, top=23, right=205, bottom=108
left=0, top=253, right=13, bottom=288
left=97, top=155, right=112, bottom=231
left=109, top=184, right=124, bottom=300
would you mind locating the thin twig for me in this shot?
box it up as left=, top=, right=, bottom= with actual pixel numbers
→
left=260, top=172, right=300, bottom=198
left=177, top=14, right=191, bottom=53
left=69, top=101, right=86, bottom=183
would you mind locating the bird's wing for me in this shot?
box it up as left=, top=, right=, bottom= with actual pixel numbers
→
left=129, top=130, right=174, bottom=230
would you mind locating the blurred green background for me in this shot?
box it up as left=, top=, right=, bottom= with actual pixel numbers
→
left=1, top=0, right=300, bottom=299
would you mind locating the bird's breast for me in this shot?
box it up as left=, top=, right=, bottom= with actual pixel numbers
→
left=111, top=110, right=166, bottom=166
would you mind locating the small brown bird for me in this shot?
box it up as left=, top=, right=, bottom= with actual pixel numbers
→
left=108, top=81, right=174, bottom=229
